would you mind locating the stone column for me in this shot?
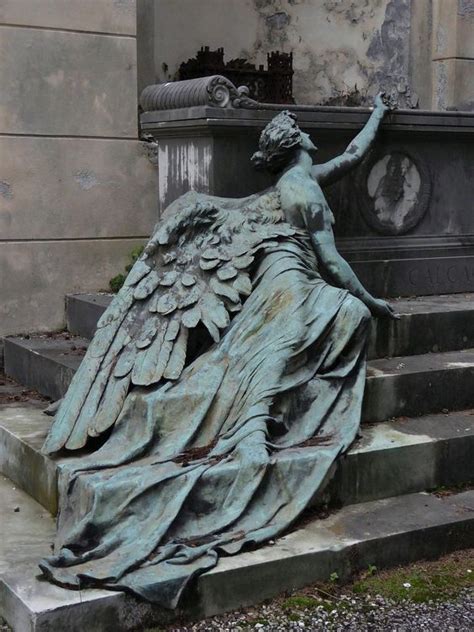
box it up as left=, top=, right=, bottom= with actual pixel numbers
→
left=0, top=0, right=157, bottom=335
left=432, top=0, right=474, bottom=110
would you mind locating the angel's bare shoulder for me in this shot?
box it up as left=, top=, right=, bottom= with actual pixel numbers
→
left=277, top=168, right=327, bottom=226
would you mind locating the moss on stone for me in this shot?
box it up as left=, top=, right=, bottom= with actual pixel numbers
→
left=352, top=552, right=474, bottom=603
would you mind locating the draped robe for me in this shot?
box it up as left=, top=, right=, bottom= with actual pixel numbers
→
left=40, top=215, right=370, bottom=608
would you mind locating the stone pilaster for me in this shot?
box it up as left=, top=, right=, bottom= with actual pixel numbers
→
left=432, top=0, right=474, bottom=110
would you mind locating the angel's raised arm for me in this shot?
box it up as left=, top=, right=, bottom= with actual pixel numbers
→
left=312, top=92, right=389, bottom=187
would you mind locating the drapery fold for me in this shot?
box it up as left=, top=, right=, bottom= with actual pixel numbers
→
left=40, top=236, right=370, bottom=608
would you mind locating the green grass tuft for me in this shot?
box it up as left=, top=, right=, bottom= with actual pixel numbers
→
left=109, top=245, right=145, bottom=293
left=282, top=595, right=319, bottom=610
left=352, top=557, right=473, bottom=603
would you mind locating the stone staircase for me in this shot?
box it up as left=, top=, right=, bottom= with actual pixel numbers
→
left=1, top=293, right=473, bottom=631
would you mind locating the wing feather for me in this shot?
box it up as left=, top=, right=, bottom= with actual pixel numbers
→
left=217, top=265, right=237, bottom=281
left=156, top=293, right=178, bottom=315
left=182, top=305, right=201, bottom=328
left=132, top=322, right=167, bottom=386
left=233, top=273, right=252, bottom=296
left=165, top=319, right=180, bottom=341
left=163, top=326, right=188, bottom=379
left=210, top=277, right=240, bottom=304
left=200, top=309, right=221, bottom=343
left=133, top=270, right=161, bottom=300
left=151, top=337, right=174, bottom=383
left=89, top=374, right=131, bottom=437
left=42, top=290, right=134, bottom=453
left=64, top=326, right=131, bottom=450
left=124, top=260, right=152, bottom=287
left=200, top=258, right=220, bottom=271
left=44, top=188, right=289, bottom=454
left=178, top=286, right=200, bottom=309
left=114, top=343, right=138, bottom=377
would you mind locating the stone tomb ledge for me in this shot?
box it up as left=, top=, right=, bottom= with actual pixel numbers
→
left=1, top=402, right=472, bottom=518
left=1, top=474, right=473, bottom=632
left=141, top=106, right=474, bottom=298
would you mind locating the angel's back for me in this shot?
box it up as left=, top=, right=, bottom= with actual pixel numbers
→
left=277, top=164, right=332, bottom=232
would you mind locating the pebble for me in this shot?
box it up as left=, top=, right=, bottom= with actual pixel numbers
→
left=165, top=589, right=473, bottom=631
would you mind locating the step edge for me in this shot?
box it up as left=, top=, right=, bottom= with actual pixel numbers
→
left=1, top=406, right=472, bottom=515
left=10, top=335, right=474, bottom=383
left=1, top=490, right=472, bottom=630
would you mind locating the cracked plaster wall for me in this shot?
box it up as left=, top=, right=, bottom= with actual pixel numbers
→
left=152, top=0, right=417, bottom=107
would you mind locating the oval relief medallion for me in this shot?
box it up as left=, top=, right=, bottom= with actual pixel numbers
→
left=359, top=151, right=430, bottom=236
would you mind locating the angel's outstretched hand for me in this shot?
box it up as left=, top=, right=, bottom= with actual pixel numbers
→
left=374, top=91, right=390, bottom=115
left=369, top=298, right=400, bottom=320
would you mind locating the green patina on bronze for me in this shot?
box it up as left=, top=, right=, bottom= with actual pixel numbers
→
left=40, top=94, right=396, bottom=608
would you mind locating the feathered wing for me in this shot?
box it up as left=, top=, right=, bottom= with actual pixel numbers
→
left=43, top=189, right=295, bottom=454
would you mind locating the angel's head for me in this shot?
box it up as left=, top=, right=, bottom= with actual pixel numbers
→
left=251, top=110, right=317, bottom=174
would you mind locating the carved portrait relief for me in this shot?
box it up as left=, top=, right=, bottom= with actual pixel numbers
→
left=358, top=150, right=431, bottom=236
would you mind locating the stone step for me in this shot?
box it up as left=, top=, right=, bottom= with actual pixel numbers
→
left=65, top=292, right=474, bottom=359
left=6, top=334, right=474, bottom=422
left=363, top=347, right=474, bottom=421
left=1, top=401, right=472, bottom=517
left=368, top=292, right=474, bottom=359
left=3, top=334, right=87, bottom=402
left=1, top=474, right=472, bottom=631
left=66, top=293, right=112, bottom=341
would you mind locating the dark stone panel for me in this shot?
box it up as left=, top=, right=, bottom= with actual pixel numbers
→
left=352, top=255, right=474, bottom=297
left=142, top=107, right=474, bottom=297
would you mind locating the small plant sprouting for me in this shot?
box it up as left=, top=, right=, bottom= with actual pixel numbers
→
left=109, top=245, right=145, bottom=293
left=329, top=571, right=339, bottom=583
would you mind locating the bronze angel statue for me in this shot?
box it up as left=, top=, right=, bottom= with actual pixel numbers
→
left=41, top=94, right=396, bottom=607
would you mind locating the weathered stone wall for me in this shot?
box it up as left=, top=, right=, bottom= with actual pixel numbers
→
left=150, top=0, right=415, bottom=107
left=146, top=0, right=474, bottom=111
left=0, top=0, right=157, bottom=335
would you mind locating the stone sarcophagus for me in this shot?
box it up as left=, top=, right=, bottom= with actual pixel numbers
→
left=140, top=76, right=474, bottom=298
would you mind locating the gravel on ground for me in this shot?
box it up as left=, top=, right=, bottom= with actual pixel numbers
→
left=162, top=550, right=474, bottom=632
